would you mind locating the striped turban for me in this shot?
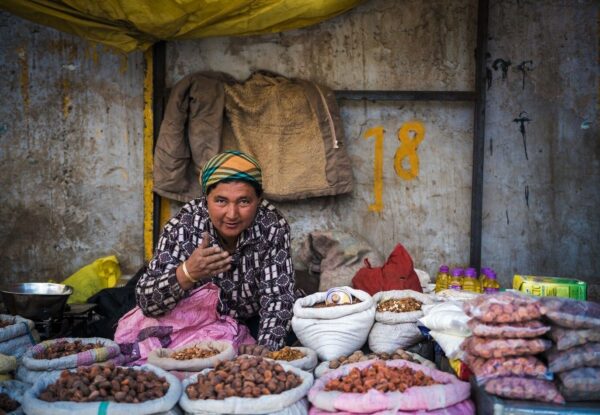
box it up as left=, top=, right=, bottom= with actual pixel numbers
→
left=200, top=150, right=263, bottom=194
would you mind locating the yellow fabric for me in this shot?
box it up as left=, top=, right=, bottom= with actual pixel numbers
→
left=61, top=255, right=121, bottom=304
left=0, top=0, right=364, bottom=53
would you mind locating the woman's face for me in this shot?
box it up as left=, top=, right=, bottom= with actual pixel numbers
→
left=206, top=181, right=260, bottom=248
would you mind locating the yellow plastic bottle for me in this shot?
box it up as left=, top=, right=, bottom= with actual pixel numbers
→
left=479, top=267, right=491, bottom=284
left=435, top=265, right=450, bottom=292
left=482, top=270, right=501, bottom=294
left=462, top=267, right=482, bottom=293
left=448, top=268, right=463, bottom=290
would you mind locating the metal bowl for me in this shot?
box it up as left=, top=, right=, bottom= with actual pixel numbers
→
left=0, top=283, right=73, bottom=321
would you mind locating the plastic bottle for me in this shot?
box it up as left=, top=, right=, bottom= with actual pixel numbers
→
left=434, top=265, right=450, bottom=292
left=482, top=270, right=501, bottom=294
left=462, top=267, right=482, bottom=293
left=448, top=268, right=464, bottom=290
left=479, top=267, right=491, bottom=284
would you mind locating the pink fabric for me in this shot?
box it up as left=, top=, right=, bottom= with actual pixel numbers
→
left=114, top=283, right=255, bottom=365
left=308, top=399, right=475, bottom=415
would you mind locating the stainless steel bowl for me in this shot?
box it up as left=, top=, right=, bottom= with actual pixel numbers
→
left=0, top=283, right=73, bottom=321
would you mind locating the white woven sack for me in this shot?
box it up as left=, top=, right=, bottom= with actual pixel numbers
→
left=0, top=334, right=35, bottom=358
left=418, top=301, right=471, bottom=336
left=291, top=287, right=375, bottom=361
left=22, top=337, right=120, bottom=370
left=313, top=352, right=435, bottom=378
left=0, top=315, right=35, bottom=343
left=147, top=340, right=235, bottom=371
left=267, top=347, right=318, bottom=372
left=429, top=330, right=467, bottom=360
left=15, top=365, right=62, bottom=385
left=179, top=362, right=313, bottom=414
left=368, top=322, right=423, bottom=353
left=372, top=290, right=433, bottom=324
left=22, top=364, right=182, bottom=415
left=181, top=397, right=308, bottom=415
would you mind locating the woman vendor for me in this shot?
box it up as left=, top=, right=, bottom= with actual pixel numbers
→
left=135, top=150, right=302, bottom=350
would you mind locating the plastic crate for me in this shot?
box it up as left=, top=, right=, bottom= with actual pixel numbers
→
left=513, top=274, right=587, bottom=300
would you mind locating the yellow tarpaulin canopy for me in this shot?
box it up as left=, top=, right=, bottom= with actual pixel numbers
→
left=0, top=0, right=364, bottom=53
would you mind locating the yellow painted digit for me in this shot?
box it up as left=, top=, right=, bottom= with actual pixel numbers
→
left=364, top=126, right=384, bottom=212
left=394, top=121, right=425, bottom=180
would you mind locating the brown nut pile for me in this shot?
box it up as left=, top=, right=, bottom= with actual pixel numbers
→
left=171, top=345, right=220, bottom=360
left=0, top=320, right=14, bottom=329
left=266, top=347, right=305, bottom=361
left=38, top=363, right=169, bottom=403
left=186, top=355, right=302, bottom=400
left=34, top=340, right=104, bottom=360
left=329, top=348, right=421, bottom=369
left=325, top=361, right=439, bottom=393
left=0, top=392, right=20, bottom=412
left=377, top=298, right=422, bottom=313
left=238, top=344, right=271, bottom=357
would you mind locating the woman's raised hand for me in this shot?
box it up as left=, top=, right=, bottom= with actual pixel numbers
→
left=185, top=232, right=232, bottom=280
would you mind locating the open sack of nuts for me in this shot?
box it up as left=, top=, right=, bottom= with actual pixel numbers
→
left=147, top=340, right=235, bottom=372
left=22, top=363, right=182, bottom=415
left=307, top=359, right=472, bottom=414
left=240, top=345, right=319, bottom=373
left=179, top=355, right=313, bottom=415
left=0, top=380, right=29, bottom=415
left=368, top=290, right=433, bottom=353
left=291, top=287, right=375, bottom=361
left=313, top=348, right=435, bottom=379
left=22, top=337, right=122, bottom=371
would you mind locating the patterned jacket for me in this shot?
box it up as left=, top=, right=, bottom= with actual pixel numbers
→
left=135, top=197, right=300, bottom=350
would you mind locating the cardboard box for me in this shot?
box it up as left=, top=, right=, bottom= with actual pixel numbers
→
left=513, top=274, right=587, bottom=300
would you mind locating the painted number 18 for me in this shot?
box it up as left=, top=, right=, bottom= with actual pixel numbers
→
left=364, top=121, right=426, bottom=212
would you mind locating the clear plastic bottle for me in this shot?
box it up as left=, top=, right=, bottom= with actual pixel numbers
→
left=434, top=265, right=450, bottom=292
left=462, top=267, right=482, bottom=293
left=448, top=268, right=464, bottom=290
left=482, top=270, right=501, bottom=294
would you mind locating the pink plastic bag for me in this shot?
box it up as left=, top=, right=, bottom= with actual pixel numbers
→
left=461, top=336, right=551, bottom=359
left=464, top=355, right=549, bottom=383
left=484, top=377, right=565, bottom=404
left=114, top=283, right=255, bottom=365
left=308, top=359, right=471, bottom=413
left=308, top=399, right=475, bottom=415
left=463, top=292, right=541, bottom=323
left=467, top=319, right=550, bottom=338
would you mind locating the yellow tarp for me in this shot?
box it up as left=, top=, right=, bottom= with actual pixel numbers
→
left=0, top=0, right=364, bottom=53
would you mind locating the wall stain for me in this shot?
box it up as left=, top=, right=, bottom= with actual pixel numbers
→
left=525, top=185, right=530, bottom=208
left=506, top=209, right=510, bottom=225
left=489, top=137, right=493, bottom=156
left=516, top=60, right=533, bottom=90
left=492, top=58, right=511, bottom=80
left=513, top=111, right=531, bottom=160
left=17, top=46, right=30, bottom=117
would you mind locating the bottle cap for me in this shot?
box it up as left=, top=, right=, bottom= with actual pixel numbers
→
left=451, top=268, right=464, bottom=277
left=439, top=265, right=450, bottom=273
left=464, top=268, right=477, bottom=279
left=487, top=271, right=497, bottom=280
left=325, top=287, right=352, bottom=305
left=480, top=267, right=491, bottom=275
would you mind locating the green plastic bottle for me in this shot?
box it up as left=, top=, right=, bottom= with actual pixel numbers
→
left=434, top=265, right=450, bottom=292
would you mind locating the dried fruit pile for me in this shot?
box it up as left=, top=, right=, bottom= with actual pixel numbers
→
left=325, top=361, right=439, bottom=393
left=329, top=348, right=422, bottom=369
left=377, top=298, right=422, bottom=313
left=186, top=355, right=302, bottom=400
left=0, top=392, right=20, bottom=412
left=239, top=344, right=270, bottom=357
left=0, top=320, right=14, bottom=329
left=38, top=364, right=169, bottom=403
left=171, top=345, right=220, bottom=360
left=266, top=347, right=305, bottom=361
left=34, top=340, right=104, bottom=359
